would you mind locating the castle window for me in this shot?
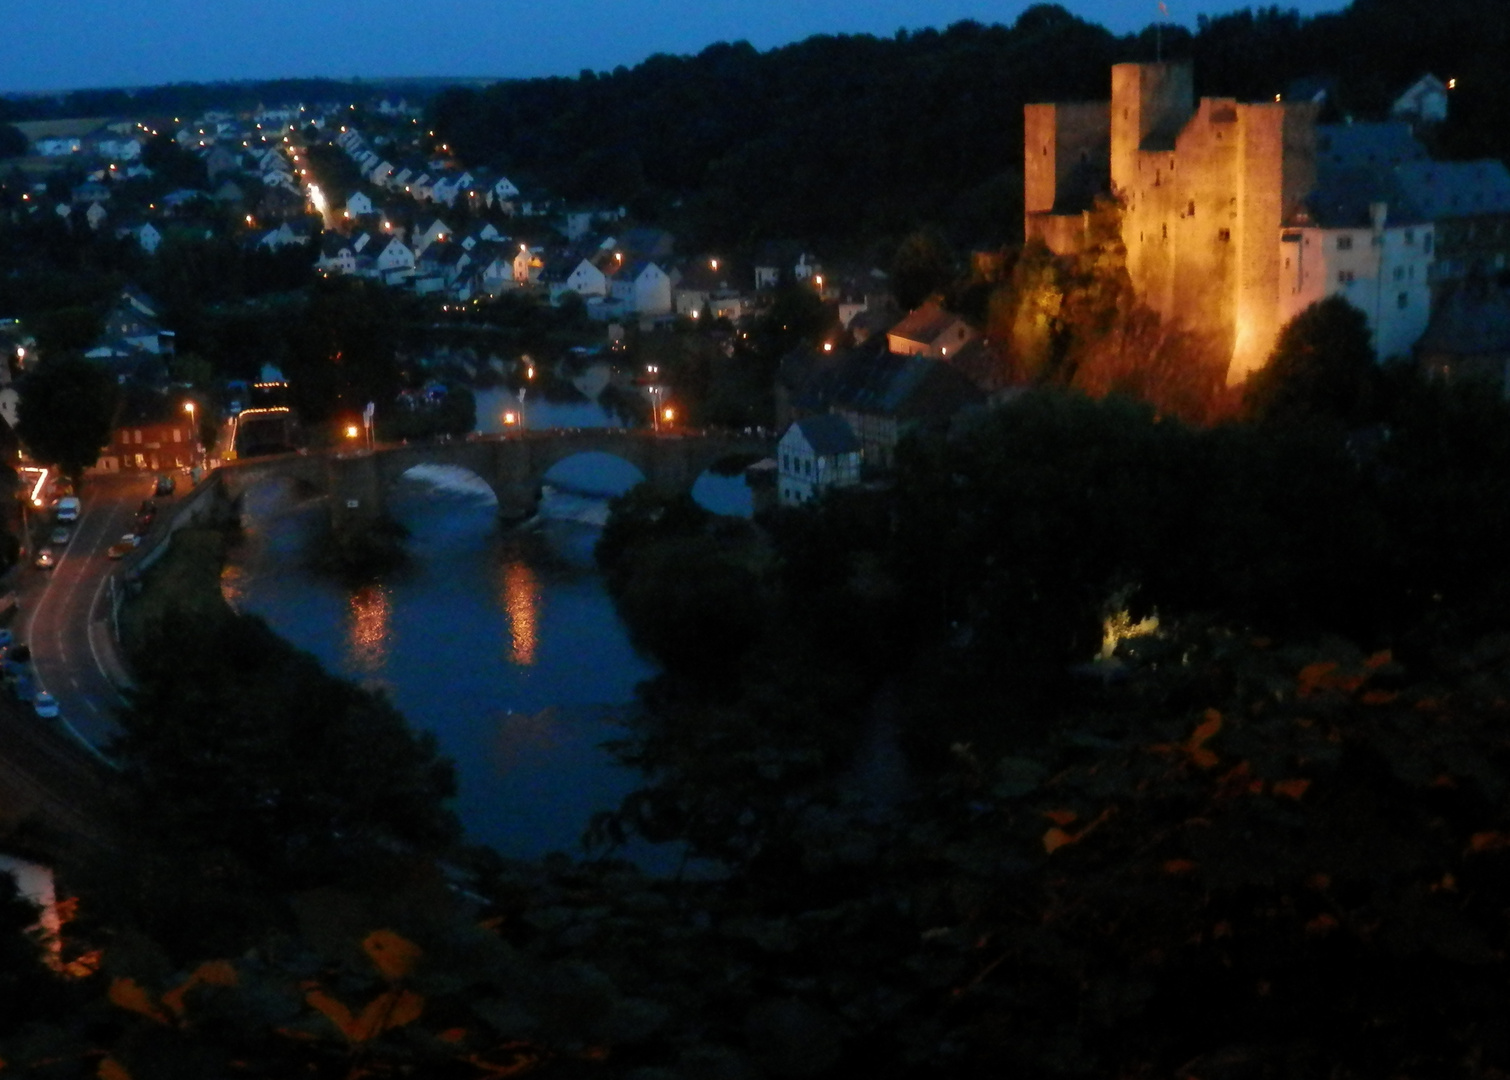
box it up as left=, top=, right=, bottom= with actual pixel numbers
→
left=1338, top=270, right=1355, bottom=284
left=1405, top=229, right=1415, bottom=244
left=1162, top=224, right=1168, bottom=240
left=1187, top=200, right=1196, bottom=217
left=1397, top=292, right=1408, bottom=309
left=1218, top=228, right=1231, bottom=242
left=1424, top=233, right=1433, bottom=253
left=1336, top=236, right=1353, bottom=251
left=1394, top=267, right=1405, bottom=281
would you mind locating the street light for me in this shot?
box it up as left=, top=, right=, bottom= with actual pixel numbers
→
left=183, top=401, right=198, bottom=466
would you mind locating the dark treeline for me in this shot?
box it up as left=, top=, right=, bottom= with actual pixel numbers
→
left=0, top=78, right=451, bottom=124
left=428, top=0, right=1510, bottom=256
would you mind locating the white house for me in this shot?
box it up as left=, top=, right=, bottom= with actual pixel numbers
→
left=609, top=260, right=672, bottom=315
left=1278, top=201, right=1435, bottom=361
left=777, top=415, right=863, bottom=507
left=375, top=237, right=416, bottom=278
left=513, top=245, right=544, bottom=285
left=566, top=258, right=608, bottom=297
left=124, top=221, right=162, bottom=255
left=346, top=191, right=374, bottom=217
left=1391, top=74, right=1450, bottom=128
left=887, top=301, right=980, bottom=360
left=411, top=219, right=452, bottom=255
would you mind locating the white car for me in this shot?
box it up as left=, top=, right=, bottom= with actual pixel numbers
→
left=33, top=692, right=59, bottom=718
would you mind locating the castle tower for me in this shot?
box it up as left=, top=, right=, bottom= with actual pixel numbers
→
left=1023, top=102, right=1110, bottom=255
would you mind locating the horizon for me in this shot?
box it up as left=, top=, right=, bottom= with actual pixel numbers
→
left=4, top=0, right=1349, bottom=97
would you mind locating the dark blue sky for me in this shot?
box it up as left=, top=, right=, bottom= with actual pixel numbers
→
left=5, top=1, right=1349, bottom=94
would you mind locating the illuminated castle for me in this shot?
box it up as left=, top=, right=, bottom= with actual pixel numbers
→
left=1026, top=62, right=1320, bottom=382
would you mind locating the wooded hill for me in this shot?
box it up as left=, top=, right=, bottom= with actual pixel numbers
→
left=427, top=0, right=1510, bottom=257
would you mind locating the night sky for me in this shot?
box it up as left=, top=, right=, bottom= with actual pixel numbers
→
left=5, top=1, right=1349, bottom=94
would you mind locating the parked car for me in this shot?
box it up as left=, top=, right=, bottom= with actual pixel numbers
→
left=107, top=540, right=135, bottom=559
left=33, top=692, right=58, bottom=719
left=34, top=549, right=55, bottom=570
left=154, top=474, right=175, bottom=497
left=55, top=496, right=80, bottom=522
left=49, top=526, right=70, bottom=545
left=0, top=629, right=10, bottom=649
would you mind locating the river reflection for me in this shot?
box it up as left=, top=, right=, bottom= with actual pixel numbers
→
left=345, top=583, right=392, bottom=675
left=500, top=559, right=540, bottom=667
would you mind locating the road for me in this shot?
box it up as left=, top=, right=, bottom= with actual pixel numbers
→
left=19, top=471, right=159, bottom=747
left=0, top=472, right=156, bottom=846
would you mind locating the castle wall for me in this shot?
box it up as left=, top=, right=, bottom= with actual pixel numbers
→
left=1028, top=62, right=1322, bottom=383
left=1024, top=101, right=1110, bottom=216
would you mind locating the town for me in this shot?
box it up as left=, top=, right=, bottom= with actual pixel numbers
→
left=4, top=2, right=1510, bottom=1075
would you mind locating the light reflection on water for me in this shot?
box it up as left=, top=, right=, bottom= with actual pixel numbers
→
left=345, top=583, right=392, bottom=675
left=500, top=559, right=541, bottom=666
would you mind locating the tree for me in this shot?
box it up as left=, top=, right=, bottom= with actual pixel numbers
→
left=890, top=228, right=956, bottom=310
left=1242, top=296, right=1378, bottom=426
left=16, top=354, right=118, bottom=485
left=0, top=123, right=27, bottom=160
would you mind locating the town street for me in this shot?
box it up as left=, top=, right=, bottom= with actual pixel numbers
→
left=19, top=471, right=158, bottom=748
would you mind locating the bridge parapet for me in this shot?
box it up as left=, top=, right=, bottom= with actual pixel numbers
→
left=205, top=429, right=772, bottom=531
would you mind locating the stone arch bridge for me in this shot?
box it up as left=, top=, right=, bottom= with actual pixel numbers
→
left=210, top=428, right=772, bottom=531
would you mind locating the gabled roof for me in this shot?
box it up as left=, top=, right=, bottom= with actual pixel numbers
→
left=1300, top=167, right=1426, bottom=229
left=788, top=413, right=860, bottom=456
left=1393, top=160, right=1510, bottom=220
left=889, top=301, right=967, bottom=346
left=1315, top=122, right=1427, bottom=171
left=809, top=341, right=985, bottom=422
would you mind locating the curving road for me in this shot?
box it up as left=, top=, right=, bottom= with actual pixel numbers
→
left=19, top=472, right=152, bottom=749
left=0, top=472, right=155, bottom=844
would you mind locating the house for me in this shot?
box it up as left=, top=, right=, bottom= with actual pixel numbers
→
left=788, top=337, right=985, bottom=470
left=608, top=260, right=672, bottom=315
left=318, top=234, right=358, bottom=274
left=119, top=221, right=162, bottom=255
left=1391, top=74, right=1450, bottom=129
left=375, top=237, right=416, bottom=280
left=777, top=414, right=863, bottom=506
left=561, top=257, right=608, bottom=298
left=411, top=218, right=452, bottom=254
left=71, top=181, right=111, bottom=206
left=1392, top=159, right=1510, bottom=283
left=887, top=300, right=980, bottom=359
left=513, top=244, right=545, bottom=285
left=259, top=221, right=309, bottom=250
left=1281, top=174, right=1435, bottom=361
left=104, top=413, right=196, bottom=472
left=84, top=203, right=108, bottom=230
left=460, top=222, right=503, bottom=250
left=1415, top=281, right=1510, bottom=396
left=346, top=191, right=375, bottom=217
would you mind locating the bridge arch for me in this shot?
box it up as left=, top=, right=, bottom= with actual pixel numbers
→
left=213, top=430, right=772, bottom=536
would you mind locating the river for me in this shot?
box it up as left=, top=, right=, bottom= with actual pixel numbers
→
left=219, top=386, right=753, bottom=865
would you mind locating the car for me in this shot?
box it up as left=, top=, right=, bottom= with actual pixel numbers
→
left=154, top=474, right=175, bottom=497
left=34, top=549, right=55, bottom=570
left=0, top=629, right=10, bottom=649
left=50, top=526, right=70, bottom=545
left=33, top=692, right=58, bottom=719
left=55, top=496, right=80, bottom=522
left=107, top=541, right=135, bottom=559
